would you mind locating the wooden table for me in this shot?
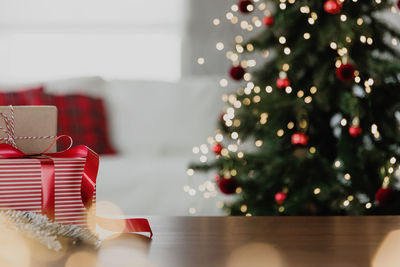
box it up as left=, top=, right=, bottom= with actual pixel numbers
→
left=37, top=216, right=400, bottom=266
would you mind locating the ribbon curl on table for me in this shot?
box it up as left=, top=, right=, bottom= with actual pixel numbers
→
left=0, top=143, right=153, bottom=238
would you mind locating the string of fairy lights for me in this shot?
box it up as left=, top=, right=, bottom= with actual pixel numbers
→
left=185, top=0, right=400, bottom=215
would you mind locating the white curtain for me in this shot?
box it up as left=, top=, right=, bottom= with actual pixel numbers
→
left=0, top=0, right=183, bottom=82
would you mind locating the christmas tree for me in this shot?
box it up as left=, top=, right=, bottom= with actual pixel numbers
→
left=189, top=0, right=400, bottom=215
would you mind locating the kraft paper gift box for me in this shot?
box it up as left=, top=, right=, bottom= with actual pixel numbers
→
left=0, top=106, right=57, bottom=154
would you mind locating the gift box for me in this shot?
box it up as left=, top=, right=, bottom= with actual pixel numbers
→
left=0, top=106, right=57, bottom=154
left=0, top=144, right=99, bottom=229
left=0, top=105, right=152, bottom=237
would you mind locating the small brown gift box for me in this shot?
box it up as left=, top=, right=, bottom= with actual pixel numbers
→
left=0, top=106, right=58, bottom=154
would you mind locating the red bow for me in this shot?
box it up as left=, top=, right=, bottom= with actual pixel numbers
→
left=0, top=143, right=152, bottom=238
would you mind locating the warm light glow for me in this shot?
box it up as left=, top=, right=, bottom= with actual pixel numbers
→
left=283, top=47, right=291, bottom=55
left=187, top=168, right=194, bottom=176
left=66, top=252, right=97, bottom=267
left=227, top=243, right=284, bottom=267
left=235, top=35, right=243, bottom=43
left=334, top=160, right=341, bottom=168
left=372, top=230, right=400, bottom=267
left=220, top=78, right=228, bottom=87
left=255, top=140, right=263, bottom=147
left=304, top=96, right=312, bottom=103
left=297, top=90, right=304, bottom=98
left=189, top=207, right=196, bottom=214
left=310, top=86, right=317, bottom=94
left=240, top=205, right=248, bottom=213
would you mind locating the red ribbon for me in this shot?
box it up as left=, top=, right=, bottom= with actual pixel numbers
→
left=0, top=143, right=153, bottom=238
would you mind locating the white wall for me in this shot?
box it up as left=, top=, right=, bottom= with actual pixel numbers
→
left=0, top=0, right=183, bottom=82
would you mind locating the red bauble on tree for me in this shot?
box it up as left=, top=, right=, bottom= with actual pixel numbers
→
left=219, top=112, right=225, bottom=122
left=324, top=0, right=342, bottom=14
left=275, top=192, right=287, bottom=205
left=213, top=143, right=223, bottom=155
left=291, top=133, right=309, bottom=146
left=349, top=126, right=362, bottom=137
left=263, top=16, right=274, bottom=27
left=276, top=77, right=291, bottom=89
left=336, top=63, right=356, bottom=82
left=375, top=188, right=395, bottom=207
left=238, top=0, right=254, bottom=14
left=229, top=66, right=246, bottom=81
left=218, top=177, right=238, bottom=195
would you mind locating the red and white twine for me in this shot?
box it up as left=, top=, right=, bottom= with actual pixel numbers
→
left=0, top=105, right=57, bottom=149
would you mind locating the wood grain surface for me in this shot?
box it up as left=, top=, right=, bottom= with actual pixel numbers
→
left=31, top=216, right=400, bottom=267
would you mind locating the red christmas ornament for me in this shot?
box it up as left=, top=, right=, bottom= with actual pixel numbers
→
left=263, top=16, right=274, bottom=27
left=291, top=133, right=309, bottom=146
left=349, top=126, right=362, bottom=137
left=238, top=0, right=254, bottom=14
left=375, top=188, right=394, bottom=207
left=324, top=0, right=342, bottom=15
left=398, top=0, right=400, bottom=9
left=276, top=77, right=291, bottom=89
left=213, top=143, right=223, bottom=155
left=218, top=177, right=238, bottom=195
left=275, top=192, right=287, bottom=205
left=229, top=66, right=246, bottom=81
left=336, top=63, right=356, bottom=82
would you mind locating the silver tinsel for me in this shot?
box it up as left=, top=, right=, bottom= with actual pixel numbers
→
left=0, top=210, right=100, bottom=251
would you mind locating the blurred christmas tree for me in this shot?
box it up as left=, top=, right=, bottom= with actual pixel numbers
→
left=189, top=0, right=400, bottom=215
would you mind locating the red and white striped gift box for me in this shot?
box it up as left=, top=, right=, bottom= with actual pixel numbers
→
left=0, top=157, right=95, bottom=228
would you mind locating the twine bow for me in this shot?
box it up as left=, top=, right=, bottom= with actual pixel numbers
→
left=0, top=105, right=57, bottom=150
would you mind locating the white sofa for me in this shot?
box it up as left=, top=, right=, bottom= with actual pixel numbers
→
left=0, top=76, right=227, bottom=216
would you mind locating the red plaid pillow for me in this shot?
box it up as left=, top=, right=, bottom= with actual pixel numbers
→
left=45, top=94, right=117, bottom=155
left=0, top=87, right=44, bottom=105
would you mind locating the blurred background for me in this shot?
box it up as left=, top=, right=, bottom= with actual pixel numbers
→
left=0, top=0, right=256, bottom=216
left=0, top=0, right=399, bottom=217
left=0, top=0, right=246, bottom=81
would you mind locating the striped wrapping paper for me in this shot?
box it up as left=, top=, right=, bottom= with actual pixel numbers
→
left=0, top=157, right=95, bottom=228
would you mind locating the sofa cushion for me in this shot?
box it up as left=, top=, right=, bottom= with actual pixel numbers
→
left=0, top=87, right=44, bottom=105
left=44, top=93, right=117, bottom=155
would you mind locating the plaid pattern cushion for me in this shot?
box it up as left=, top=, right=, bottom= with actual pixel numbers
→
left=0, top=87, right=116, bottom=155
left=46, top=94, right=117, bottom=155
left=0, top=87, right=44, bottom=105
